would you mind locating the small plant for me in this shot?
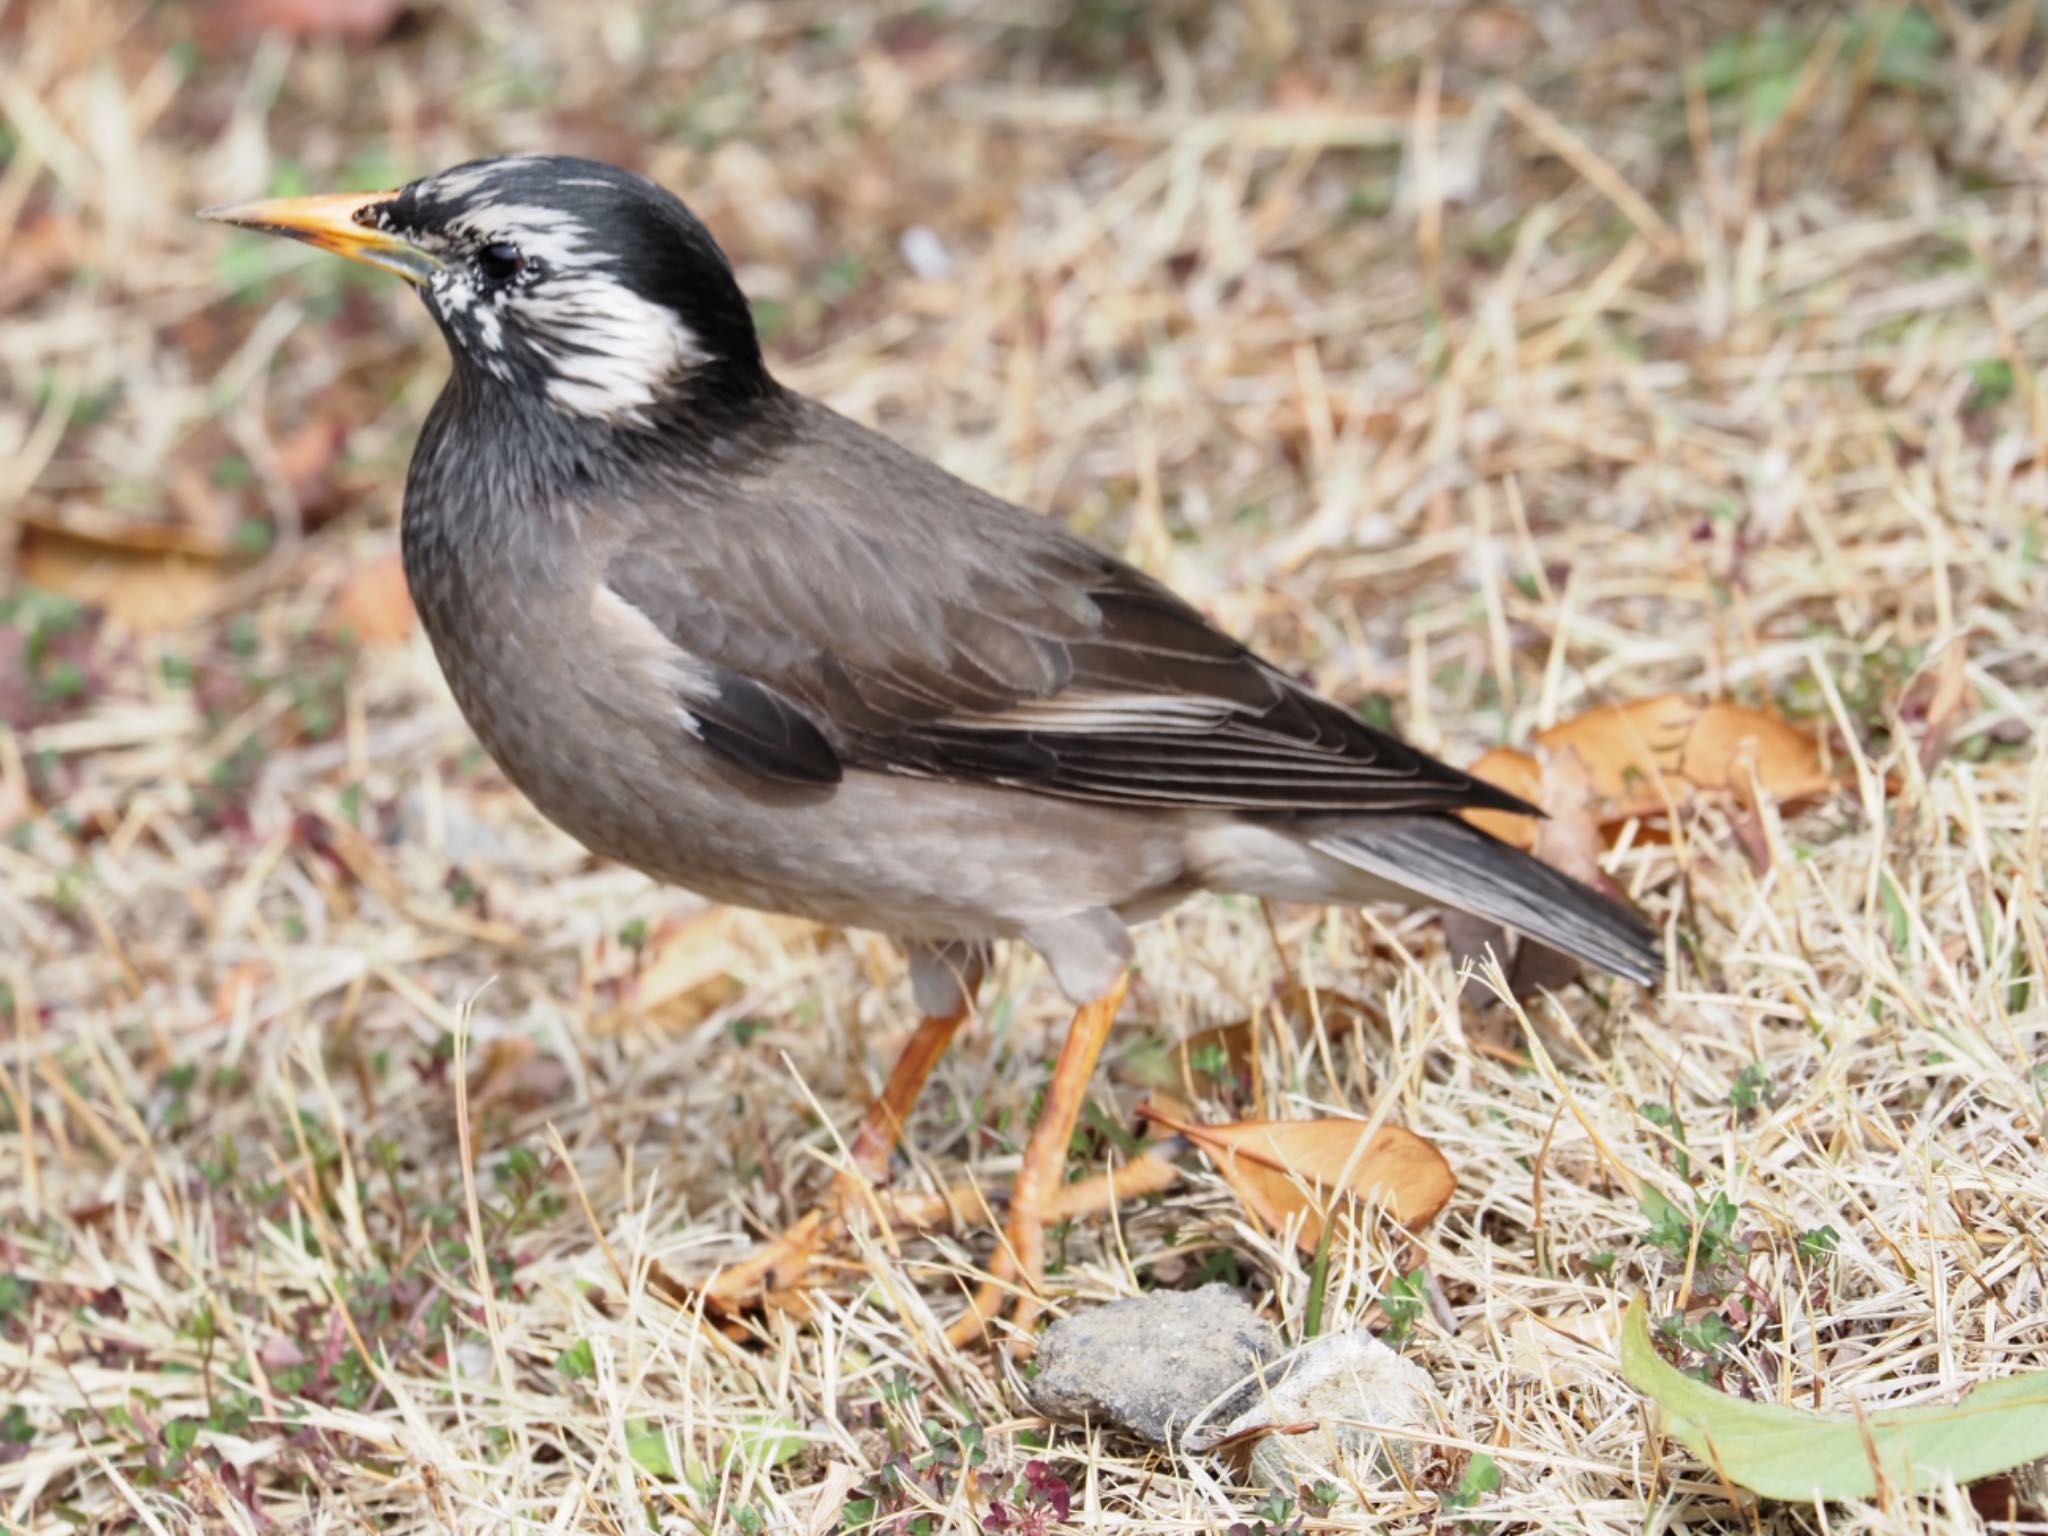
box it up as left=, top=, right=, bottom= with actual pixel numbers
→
left=1638, top=1099, right=1691, bottom=1180
left=1726, top=1061, right=1776, bottom=1112
left=1643, top=1185, right=1745, bottom=1275
left=1655, top=1305, right=1747, bottom=1386
left=1440, top=1451, right=1502, bottom=1530
left=1796, top=1224, right=1840, bottom=1261
left=842, top=1375, right=995, bottom=1536
left=1376, top=1266, right=1429, bottom=1345
left=1218, top=1479, right=1344, bottom=1535
left=554, top=1337, right=596, bottom=1381
left=982, top=1459, right=1070, bottom=1533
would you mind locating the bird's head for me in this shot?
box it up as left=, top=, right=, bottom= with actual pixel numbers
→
left=203, top=155, right=769, bottom=425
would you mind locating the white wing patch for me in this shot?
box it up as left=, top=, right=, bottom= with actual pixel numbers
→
left=589, top=582, right=716, bottom=738
left=942, top=691, right=1235, bottom=733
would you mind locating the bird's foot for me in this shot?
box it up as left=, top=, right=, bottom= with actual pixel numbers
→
left=701, top=1168, right=995, bottom=1317
left=706, top=973, right=1180, bottom=1348
left=703, top=1003, right=979, bottom=1316
left=702, top=1146, right=1184, bottom=1326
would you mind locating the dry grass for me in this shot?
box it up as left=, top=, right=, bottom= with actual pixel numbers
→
left=3, top=0, right=2047, bottom=1532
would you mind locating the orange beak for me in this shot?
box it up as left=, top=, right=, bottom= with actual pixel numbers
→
left=199, top=189, right=439, bottom=285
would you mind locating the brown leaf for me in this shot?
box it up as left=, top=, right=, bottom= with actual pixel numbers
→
left=273, top=417, right=352, bottom=525
left=591, top=909, right=789, bottom=1035
left=1527, top=746, right=1605, bottom=886
left=212, top=962, right=265, bottom=1020
left=208, top=0, right=411, bottom=42
left=19, top=498, right=240, bottom=558
left=1271, top=982, right=1386, bottom=1037
left=1451, top=746, right=1633, bottom=996
left=16, top=525, right=227, bottom=631
left=468, top=1039, right=573, bottom=1117
left=330, top=551, right=416, bottom=647
left=1909, top=643, right=1972, bottom=775
left=1140, top=1108, right=1454, bottom=1249
left=0, top=213, right=86, bottom=311
left=1467, top=693, right=1835, bottom=849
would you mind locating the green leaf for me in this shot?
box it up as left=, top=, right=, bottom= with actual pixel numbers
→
left=1376, top=1267, right=1428, bottom=1346
left=1796, top=1224, right=1840, bottom=1260
left=724, top=1413, right=805, bottom=1471
left=627, top=1420, right=676, bottom=1480
left=1878, top=872, right=1912, bottom=953
left=1442, top=1450, right=1501, bottom=1511
left=1619, top=1297, right=2048, bottom=1498
left=1639, top=1183, right=1691, bottom=1256
left=555, top=1338, right=596, bottom=1381
left=1302, top=1204, right=1335, bottom=1340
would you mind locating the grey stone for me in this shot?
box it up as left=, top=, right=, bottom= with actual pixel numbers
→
left=1027, top=1285, right=1281, bottom=1447
left=1216, top=1330, right=1444, bottom=1491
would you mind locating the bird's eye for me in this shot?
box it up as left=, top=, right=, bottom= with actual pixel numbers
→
left=475, top=241, right=526, bottom=285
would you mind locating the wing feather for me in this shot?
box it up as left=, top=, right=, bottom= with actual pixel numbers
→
left=597, top=397, right=1535, bottom=820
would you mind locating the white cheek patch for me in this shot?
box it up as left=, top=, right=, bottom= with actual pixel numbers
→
left=472, top=302, right=505, bottom=356
left=419, top=193, right=709, bottom=418
left=516, top=272, right=708, bottom=421
left=434, top=270, right=477, bottom=312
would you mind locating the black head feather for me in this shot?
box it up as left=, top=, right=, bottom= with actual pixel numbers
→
left=372, top=155, right=772, bottom=427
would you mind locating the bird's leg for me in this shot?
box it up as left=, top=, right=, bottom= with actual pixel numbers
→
left=947, top=970, right=1130, bottom=1347
left=704, top=1002, right=974, bottom=1312
left=840, top=1002, right=972, bottom=1192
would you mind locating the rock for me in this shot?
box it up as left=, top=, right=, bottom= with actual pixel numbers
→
left=1027, top=1285, right=1281, bottom=1447
left=1214, top=1330, right=1444, bottom=1491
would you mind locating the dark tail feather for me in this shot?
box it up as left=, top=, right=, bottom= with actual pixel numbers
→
left=1312, top=816, right=1661, bottom=986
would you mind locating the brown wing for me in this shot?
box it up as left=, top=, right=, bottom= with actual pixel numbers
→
left=602, top=400, right=1535, bottom=818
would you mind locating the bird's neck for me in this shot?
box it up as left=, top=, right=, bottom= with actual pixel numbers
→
left=403, top=361, right=798, bottom=556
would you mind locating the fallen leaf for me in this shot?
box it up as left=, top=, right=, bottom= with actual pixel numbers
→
left=1467, top=694, right=1835, bottom=849
left=18, top=497, right=242, bottom=558
left=331, top=551, right=416, bottom=647
left=1271, top=68, right=1326, bottom=110
left=1271, top=982, right=1386, bottom=1037
left=594, top=911, right=743, bottom=1035
left=272, top=417, right=352, bottom=525
left=1907, top=642, right=1972, bottom=775
left=725, top=1415, right=807, bottom=1471
left=16, top=525, right=227, bottom=631
left=207, top=0, right=411, bottom=41
left=1619, top=1296, right=2048, bottom=1500
left=212, top=962, right=265, bottom=1020
left=1140, top=1108, right=1454, bottom=1248
left=626, top=1421, right=679, bottom=1481
left=467, top=1038, right=573, bottom=1117
left=0, top=213, right=85, bottom=311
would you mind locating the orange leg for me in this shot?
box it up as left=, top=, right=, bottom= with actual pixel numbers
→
left=706, top=1004, right=973, bottom=1312
left=843, top=1004, right=971, bottom=1187
left=947, top=971, right=1130, bottom=1347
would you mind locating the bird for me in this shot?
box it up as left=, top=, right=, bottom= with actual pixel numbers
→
left=203, top=154, right=1659, bottom=1341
